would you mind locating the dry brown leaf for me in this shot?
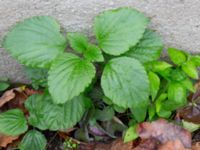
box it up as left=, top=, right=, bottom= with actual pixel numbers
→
left=137, top=119, right=192, bottom=149
left=191, top=142, right=200, bottom=150
left=158, top=140, right=185, bottom=150
left=133, top=138, right=159, bottom=150
left=0, top=134, right=19, bottom=147
left=24, top=88, right=43, bottom=96
left=93, top=138, right=141, bottom=150
left=0, top=89, right=15, bottom=107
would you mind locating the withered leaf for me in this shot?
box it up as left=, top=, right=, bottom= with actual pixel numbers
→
left=191, top=142, right=200, bottom=150
left=137, top=119, right=191, bottom=148
left=0, top=134, right=19, bottom=147
left=0, top=89, right=15, bottom=107
left=158, top=139, right=185, bottom=150
left=133, top=138, right=159, bottom=150
left=178, top=98, right=200, bottom=124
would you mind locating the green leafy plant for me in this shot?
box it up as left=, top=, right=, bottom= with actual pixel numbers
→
left=1, top=7, right=200, bottom=149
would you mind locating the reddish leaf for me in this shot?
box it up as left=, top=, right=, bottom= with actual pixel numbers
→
left=178, top=101, right=200, bottom=124
left=0, top=134, right=19, bottom=147
left=179, top=80, right=200, bottom=124
left=24, top=88, right=43, bottom=96
left=137, top=119, right=191, bottom=148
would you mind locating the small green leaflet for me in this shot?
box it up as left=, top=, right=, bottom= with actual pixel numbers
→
left=155, top=93, right=171, bottom=118
left=25, top=93, right=88, bottom=130
left=3, top=16, right=66, bottom=68
left=125, top=29, right=163, bottom=63
left=148, top=105, right=156, bottom=120
left=67, top=32, right=104, bottom=62
left=19, top=130, right=47, bottom=150
left=48, top=53, right=96, bottom=104
left=124, top=125, right=138, bottom=143
left=0, top=109, right=28, bottom=136
left=83, top=44, right=104, bottom=62
left=168, top=48, right=187, bottom=65
left=67, top=32, right=88, bottom=53
left=94, top=8, right=149, bottom=55
left=164, top=83, right=187, bottom=111
left=101, top=57, right=149, bottom=108
left=182, top=61, right=198, bottom=79
left=148, top=71, right=160, bottom=101
left=180, top=77, right=195, bottom=92
left=145, top=61, right=172, bottom=72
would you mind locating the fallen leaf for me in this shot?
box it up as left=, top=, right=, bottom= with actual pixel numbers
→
left=191, top=142, right=200, bottom=150
left=137, top=119, right=191, bottom=148
left=158, top=139, right=185, bottom=150
left=24, top=88, right=43, bottom=96
left=133, top=138, right=159, bottom=150
left=93, top=138, right=140, bottom=150
left=178, top=80, right=200, bottom=124
left=0, top=134, right=19, bottom=147
left=0, top=89, right=15, bottom=107
left=1, top=87, right=42, bottom=113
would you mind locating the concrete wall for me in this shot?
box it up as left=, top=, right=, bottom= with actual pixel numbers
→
left=0, top=0, right=200, bottom=83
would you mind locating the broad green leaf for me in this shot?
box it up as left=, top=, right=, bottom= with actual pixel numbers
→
left=130, top=104, right=147, bottom=123
left=67, top=32, right=88, bottom=53
left=0, top=109, right=28, bottom=136
left=182, top=61, right=198, bottom=79
left=113, top=105, right=126, bottom=113
left=102, top=96, right=113, bottom=105
left=94, top=8, right=149, bottom=55
left=168, top=48, right=187, bottom=65
left=124, top=125, right=138, bottom=143
left=0, top=82, right=9, bottom=91
left=3, top=16, right=66, bottom=68
left=125, top=29, right=163, bottom=63
left=84, top=44, right=104, bottom=62
left=95, top=107, right=114, bottom=121
left=25, top=93, right=88, bottom=130
left=145, top=61, right=172, bottom=72
left=190, top=55, right=200, bottom=66
left=101, top=57, right=149, bottom=108
left=148, top=71, right=160, bottom=100
left=19, top=130, right=47, bottom=150
left=48, top=53, right=95, bottom=104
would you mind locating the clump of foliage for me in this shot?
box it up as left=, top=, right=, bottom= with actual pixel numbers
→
left=0, top=7, right=200, bottom=149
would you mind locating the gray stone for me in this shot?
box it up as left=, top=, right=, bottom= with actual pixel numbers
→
left=0, top=0, right=200, bottom=83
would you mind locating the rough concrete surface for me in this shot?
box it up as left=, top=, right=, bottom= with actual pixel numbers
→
left=0, top=0, right=200, bottom=83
